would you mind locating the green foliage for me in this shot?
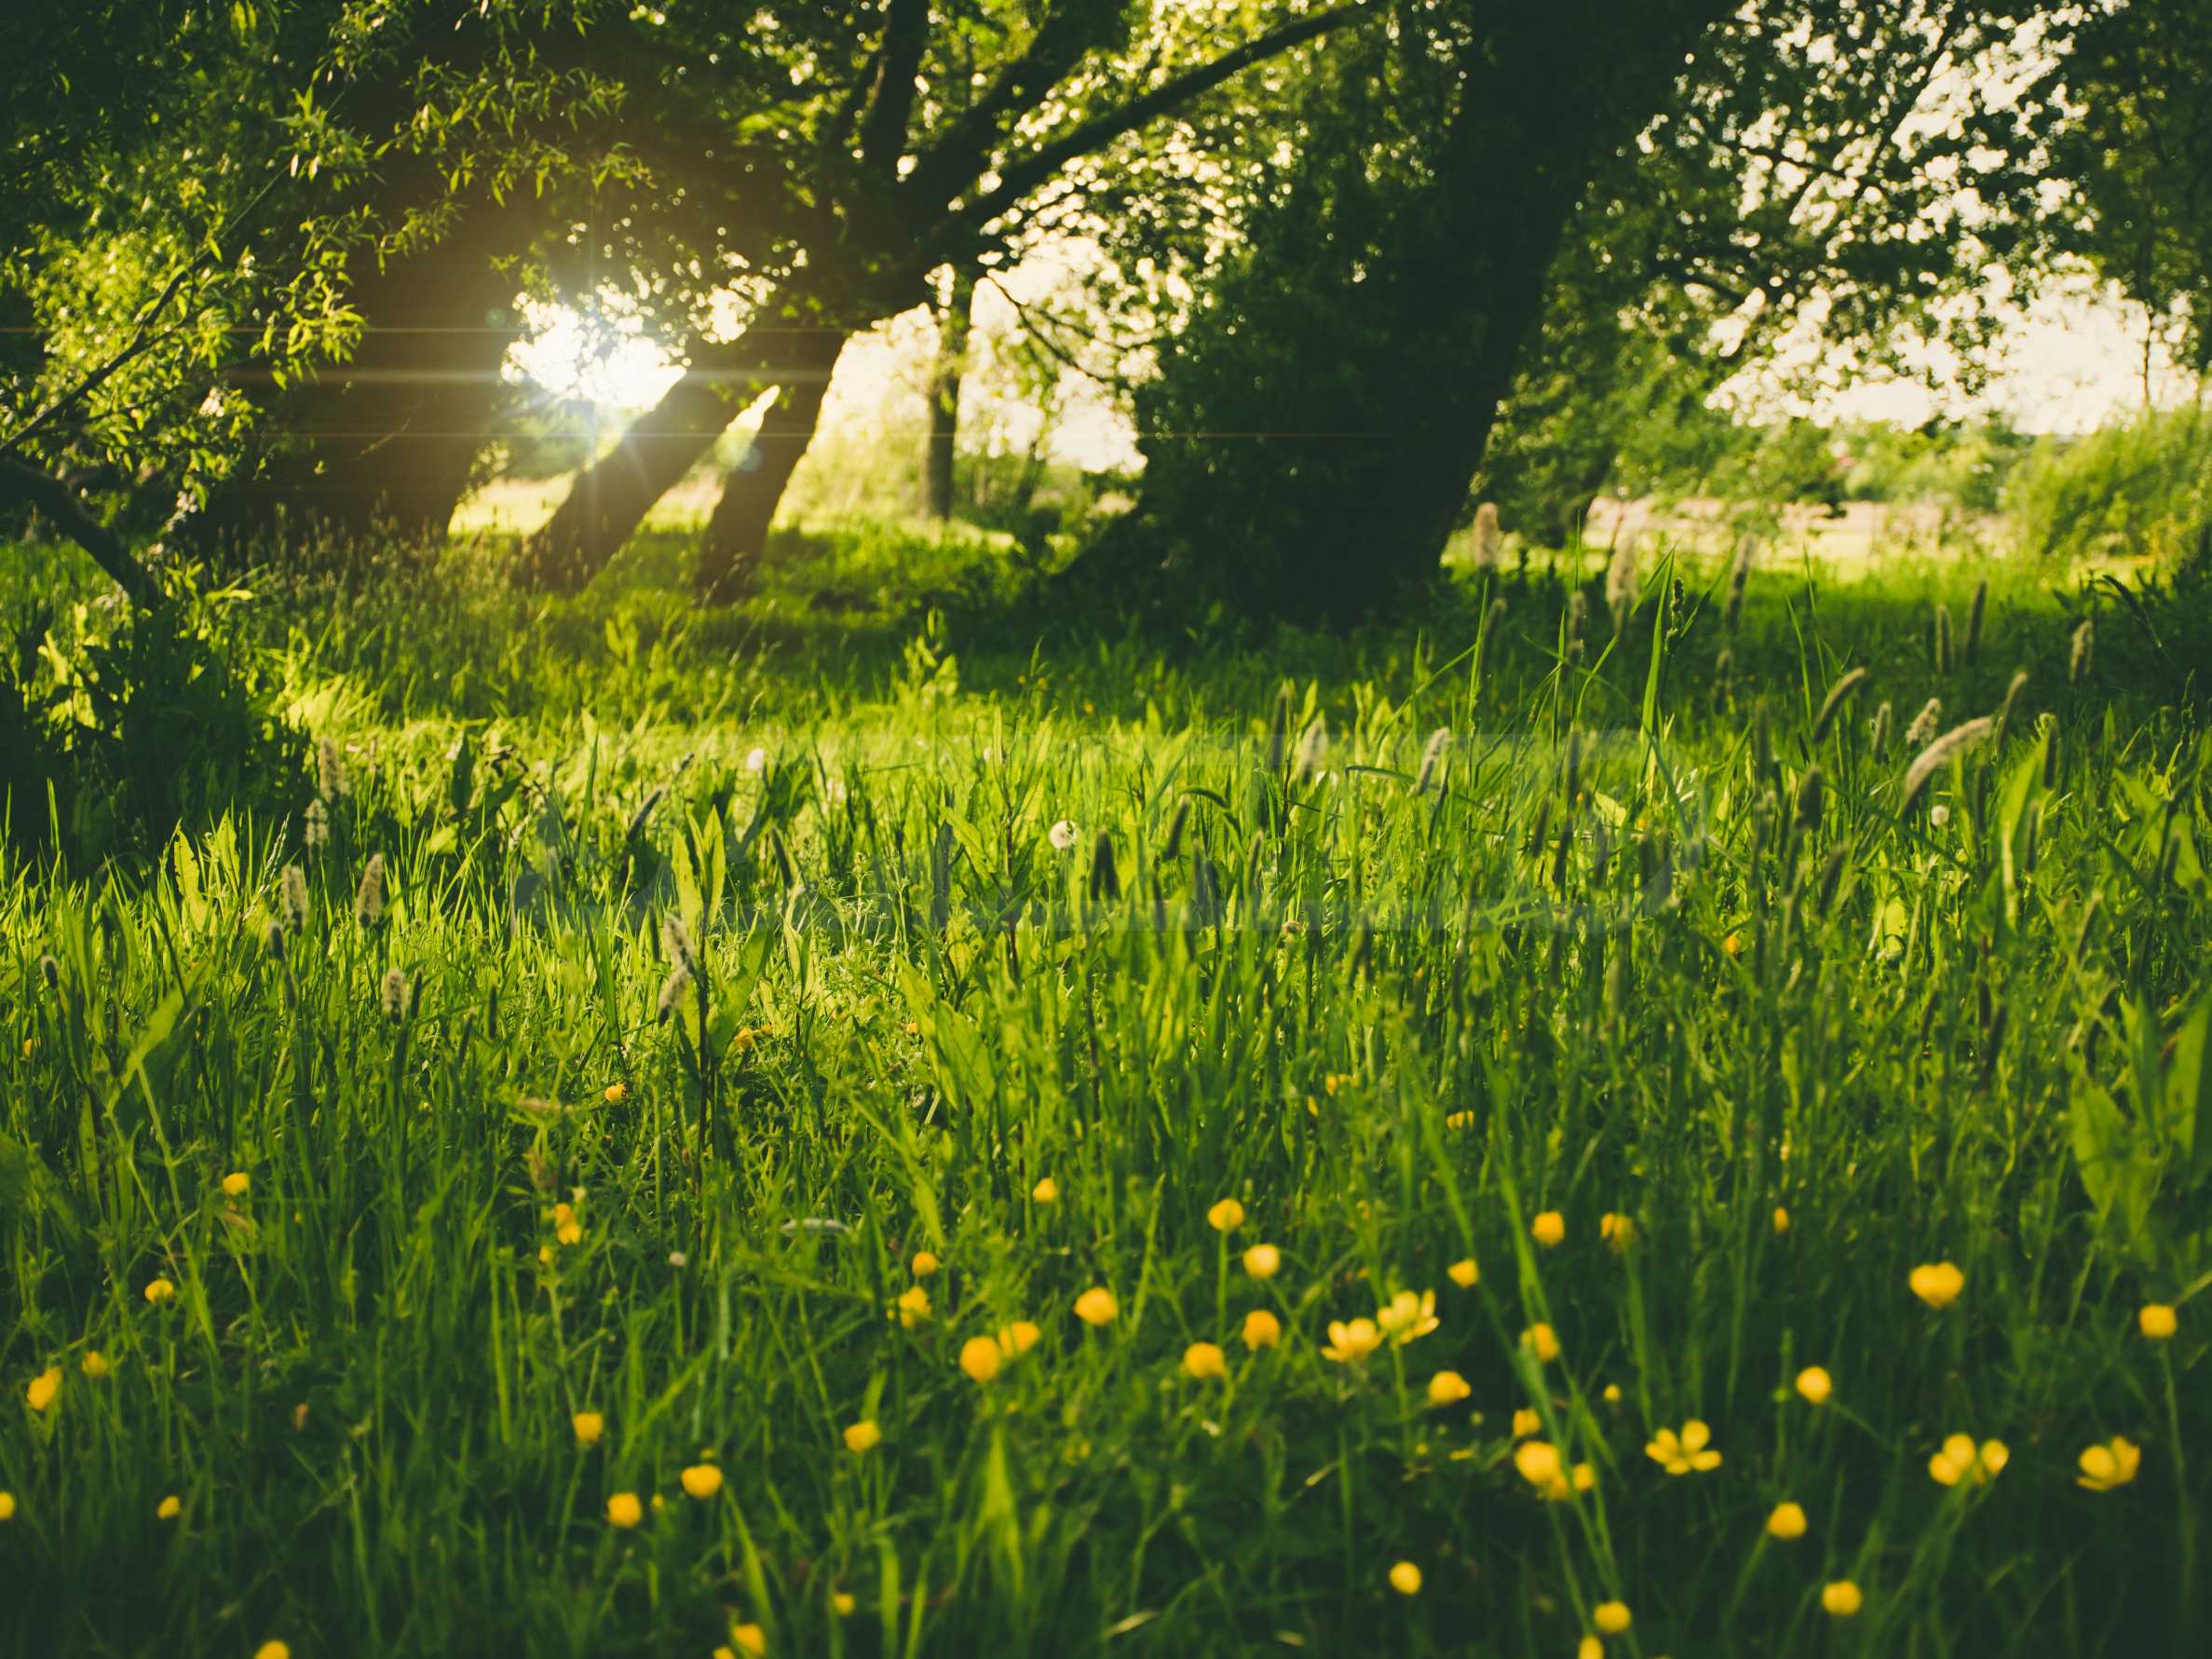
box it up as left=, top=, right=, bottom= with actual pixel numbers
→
left=0, top=528, right=2206, bottom=1656
left=2008, top=405, right=2212, bottom=570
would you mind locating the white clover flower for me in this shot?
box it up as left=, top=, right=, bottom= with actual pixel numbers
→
left=1049, top=819, right=1079, bottom=850
left=745, top=747, right=768, bottom=774
left=1930, top=804, right=1951, bottom=828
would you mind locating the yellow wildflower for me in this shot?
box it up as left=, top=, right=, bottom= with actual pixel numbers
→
left=1377, top=1289, right=1439, bottom=1344
left=1772, top=1205, right=1790, bottom=1235
left=910, top=1250, right=939, bottom=1277
left=732, top=1027, right=757, bottom=1052
left=2139, top=1303, right=2177, bottom=1339
left=1446, top=1258, right=1479, bottom=1288
left=552, top=1203, right=582, bottom=1247
left=1821, top=1581, right=1863, bottom=1617
left=1578, top=1639, right=1602, bottom=1659
left=843, top=1421, right=882, bottom=1454
left=1242, top=1310, right=1282, bottom=1350
left=1908, top=1261, right=1964, bottom=1310
left=604, top=1082, right=627, bottom=1103
left=1521, top=1323, right=1560, bottom=1363
left=1928, top=1434, right=2008, bottom=1487
left=0, top=1491, right=13, bottom=1521
left=1645, top=1421, right=1722, bottom=1475
left=997, top=1321, right=1041, bottom=1358
left=1767, top=1502, right=1808, bottom=1540
left=1242, top=1244, right=1282, bottom=1279
left=25, top=1367, right=60, bottom=1413
left=143, top=1278, right=175, bottom=1305
left=222, top=1171, right=251, bottom=1199
left=1427, top=1370, right=1472, bottom=1407
left=156, top=1495, right=182, bottom=1521
left=894, top=1285, right=931, bottom=1327
left=1795, top=1367, right=1833, bottom=1406
left=1599, top=1213, right=1635, bottom=1252
left=80, top=1352, right=110, bottom=1380
left=832, top=1592, right=855, bottom=1616
left=1183, top=1341, right=1228, bottom=1380
left=573, top=1411, right=604, bottom=1447
left=1388, top=1560, right=1422, bottom=1595
left=2076, top=1436, right=2140, bottom=1492
left=1445, top=1110, right=1476, bottom=1130
left=1602, top=1383, right=1622, bottom=1404
left=1322, top=1318, right=1382, bottom=1364
left=1595, top=1601, right=1631, bottom=1635
left=1532, top=1211, right=1566, bottom=1247
left=254, top=1644, right=292, bottom=1659
left=1513, top=1439, right=1587, bottom=1501
left=959, top=1336, right=1003, bottom=1383
left=730, top=1624, right=767, bottom=1657
left=1513, top=1407, right=1542, bottom=1438
left=606, top=1492, right=643, bottom=1528
left=681, top=1464, right=724, bottom=1500
left=1031, top=1176, right=1059, bottom=1203
left=1074, top=1287, right=1118, bottom=1326
left=1208, top=1198, right=1245, bottom=1232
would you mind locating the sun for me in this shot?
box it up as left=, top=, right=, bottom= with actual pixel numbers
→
left=508, top=297, right=682, bottom=412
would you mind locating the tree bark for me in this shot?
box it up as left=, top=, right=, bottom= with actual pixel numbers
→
left=924, top=264, right=977, bottom=521
left=694, top=327, right=849, bottom=598
left=0, top=456, right=163, bottom=608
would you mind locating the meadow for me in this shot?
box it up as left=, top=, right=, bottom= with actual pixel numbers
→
left=2, top=522, right=2207, bottom=1658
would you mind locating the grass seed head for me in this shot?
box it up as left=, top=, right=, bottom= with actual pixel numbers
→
left=1162, top=796, right=1190, bottom=859
left=279, top=864, right=309, bottom=932
left=1811, top=668, right=1868, bottom=745
left=1992, top=669, right=2030, bottom=753
left=1088, top=830, right=1120, bottom=903
left=317, top=735, right=350, bottom=801
left=380, top=967, right=410, bottom=1020
left=1903, top=698, right=1942, bottom=751
left=1867, top=700, right=1892, bottom=760
left=1900, top=716, right=1994, bottom=819
left=2070, top=617, right=2093, bottom=685
left=352, top=854, right=387, bottom=929
left=661, top=914, right=698, bottom=974
left=1415, top=727, right=1450, bottom=794
left=1471, top=501, right=1502, bottom=567
left=1964, top=578, right=1988, bottom=665
left=38, top=952, right=59, bottom=990
left=656, top=962, right=691, bottom=1022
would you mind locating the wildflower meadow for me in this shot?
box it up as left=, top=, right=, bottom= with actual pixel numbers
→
left=3, top=530, right=2206, bottom=1658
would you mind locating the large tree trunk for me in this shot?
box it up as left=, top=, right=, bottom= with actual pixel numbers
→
left=695, top=328, right=848, bottom=599
left=924, top=264, right=977, bottom=521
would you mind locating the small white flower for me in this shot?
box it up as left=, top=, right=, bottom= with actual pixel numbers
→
left=1930, top=804, right=1951, bottom=828
left=668, top=1251, right=688, bottom=1269
left=1049, top=819, right=1079, bottom=850
left=745, top=747, right=768, bottom=775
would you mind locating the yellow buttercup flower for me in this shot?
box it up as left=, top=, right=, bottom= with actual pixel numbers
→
left=552, top=1203, right=583, bottom=1247
left=1512, top=1439, right=1589, bottom=1501
left=1445, top=1110, right=1476, bottom=1130
left=0, top=1491, right=13, bottom=1521
left=1242, top=1309, right=1282, bottom=1350
left=1599, top=1213, right=1636, bottom=1252
left=606, top=1491, right=643, bottom=1528
left=1512, top=1407, right=1541, bottom=1438
left=1207, top=1198, right=1245, bottom=1232
left=997, top=1321, right=1041, bottom=1358
left=1601, top=1383, right=1622, bottom=1404
left=1645, top=1421, right=1722, bottom=1475
left=1927, top=1434, right=2008, bottom=1487
left=1445, top=1258, right=1479, bottom=1288
left=79, top=1352, right=110, bottom=1380
left=1074, top=1287, right=1118, bottom=1326
left=25, top=1367, right=60, bottom=1413
left=894, top=1285, right=931, bottom=1327
left=1322, top=1318, right=1382, bottom=1364
left=1521, top=1323, right=1560, bottom=1363
left=604, top=1082, right=627, bottom=1103
left=143, top=1278, right=175, bottom=1305
left=1183, top=1341, right=1227, bottom=1380
left=681, top=1463, right=724, bottom=1500
left=2139, top=1303, right=2177, bottom=1339
left=1031, top=1177, right=1059, bottom=1203
left=843, top=1420, right=882, bottom=1454
left=1578, top=1639, right=1602, bottom=1659
left=1377, top=1289, right=1438, bottom=1344
left=1531, top=1211, right=1566, bottom=1247
left=1795, top=1366, right=1833, bottom=1406
left=222, top=1171, right=251, bottom=1198
left=1771, top=1205, right=1791, bottom=1236
left=1821, top=1581, right=1863, bottom=1617
left=156, top=1494, right=182, bottom=1520
left=1427, top=1370, right=1472, bottom=1407
left=1767, top=1501, right=1807, bottom=1540
left=254, top=1643, right=292, bottom=1659
left=1594, top=1601, right=1631, bottom=1635
left=1242, top=1244, right=1282, bottom=1280
left=1388, top=1560, right=1422, bottom=1595
left=1909, top=1261, right=1964, bottom=1310
left=910, top=1250, right=939, bottom=1277
left=573, top=1410, right=604, bottom=1447
left=2076, top=1436, right=2140, bottom=1492
left=959, top=1336, right=1004, bottom=1383
left=730, top=1624, right=767, bottom=1657
left=832, top=1592, right=855, bottom=1616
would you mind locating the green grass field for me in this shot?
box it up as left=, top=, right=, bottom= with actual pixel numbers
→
left=2, top=526, right=2207, bottom=1658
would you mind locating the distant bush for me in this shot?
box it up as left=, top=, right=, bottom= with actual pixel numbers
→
left=2008, top=404, right=2212, bottom=567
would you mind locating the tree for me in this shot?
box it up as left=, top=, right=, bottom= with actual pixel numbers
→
left=926, top=264, right=981, bottom=523
left=1088, top=0, right=2075, bottom=623
left=519, top=0, right=1369, bottom=592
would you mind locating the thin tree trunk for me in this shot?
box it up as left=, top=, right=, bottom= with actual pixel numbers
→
left=924, top=265, right=977, bottom=521
left=695, top=328, right=849, bottom=598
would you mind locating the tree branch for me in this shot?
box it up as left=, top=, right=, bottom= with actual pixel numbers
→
left=859, top=0, right=934, bottom=168
left=0, top=456, right=165, bottom=609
